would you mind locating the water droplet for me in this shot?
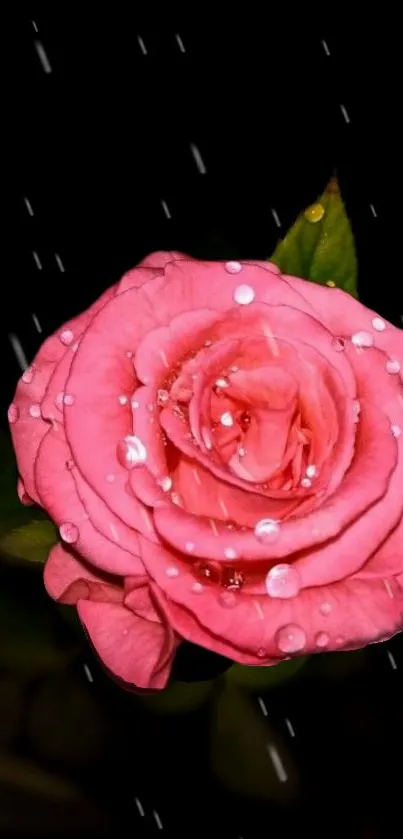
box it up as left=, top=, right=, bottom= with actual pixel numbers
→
left=233, top=284, right=255, bottom=305
left=60, top=328, right=74, bottom=345
left=351, top=331, right=373, bottom=348
left=117, top=435, right=147, bottom=468
left=300, top=477, right=312, bottom=489
left=265, top=564, right=301, bottom=599
left=171, top=491, right=184, bottom=506
left=192, top=581, right=204, bottom=593
left=29, top=403, right=41, bottom=418
left=218, top=590, right=238, bottom=608
left=353, top=399, right=361, bottom=422
left=222, top=568, right=244, bottom=591
left=106, top=473, right=116, bottom=483
left=166, top=566, right=179, bottom=578
left=125, top=350, right=133, bottom=358
left=275, top=624, right=306, bottom=653
left=185, top=541, right=195, bottom=553
left=306, top=464, right=317, bottom=479
left=391, top=424, right=401, bottom=439
left=331, top=337, right=346, bottom=352
left=22, top=365, right=35, bottom=384
left=63, top=393, right=75, bottom=406
left=257, top=648, right=268, bottom=658
left=254, top=518, right=280, bottom=544
left=326, top=280, right=336, bottom=288
left=157, top=388, right=169, bottom=405
left=315, top=631, right=330, bottom=648
left=230, top=365, right=239, bottom=373
left=118, top=395, right=128, bottom=406
left=304, top=203, right=325, bottom=223
left=157, top=475, right=172, bottom=492
left=335, top=635, right=345, bottom=646
left=372, top=317, right=386, bottom=332
left=59, top=521, right=79, bottom=544
left=319, top=601, right=332, bottom=616
left=220, top=410, right=234, bottom=427
left=224, top=547, right=238, bottom=560
left=386, top=359, right=401, bottom=374
left=204, top=339, right=212, bottom=347
left=215, top=377, right=229, bottom=389
left=239, top=411, right=251, bottom=430
left=132, top=399, right=140, bottom=409
left=225, top=260, right=242, bottom=274
left=8, top=403, right=19, bottom=424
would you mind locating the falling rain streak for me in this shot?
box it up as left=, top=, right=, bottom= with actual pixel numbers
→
left=190, top=143, right=207, bottom=174
left=267, top=743, right=288, bottom=782
left=175, top=33, right=186, bottom=52
left=271, top=208, right=281, bottom=227
left=137, top=36, right=147, bottom=55
left=8, top=334, right=29, bottom=371
left=34, top=40, right=52, bottom=73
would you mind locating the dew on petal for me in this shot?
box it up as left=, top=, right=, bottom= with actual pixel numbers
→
left=331, top=337, right=346, bottom=352
left=391, top=424, right=401, bottom=439
left=125, top=350, right=133, bottom=358
left=22, top=365, right=35, bottom=384
left=192, top=581, right=204, bottom=593
left=166, top=566, right=179, bottom=578
left=353, top=399, right=361, bottom=423
left=335, top=635, right=345, bottom=646
left=351, top=331, right=373, bottom=348
left=132, top=399, right=140, bottom=409
left=63, top=393, right=75, bottom=406
left=218, top=591, right=238, bottom=608
left=157, top=388, right=169, bottom=406
left=238, top=446, right=246, bottom=457
left=222, top=568, right=244, bottom=591
left=8, top=403, right=19, bottom=424
left=265, top=564, right=301, bottom=599
left=171, top=491, right=184, bottom=507
left=224, top=547, right=238, bottom=560
left=157, top=475, right=173, bottom=492
left=185, top=541, right=196, bottom=553
left=29, top=403, right=41, bottom=418
left=60, top=328, right=74, bottom=345
left=257, top=648, right=268, bottom=658
left=319, top=601, right=333, bottom=616
left=59, top=521, right=79, bottom=544
left=233, top=284, right=255, bottom=305
left=220, top=410, right=234, bottom=427
left=306, top=464, right=317, bottom=479
left=117, top=435, right=147, bottom=469
left=215, top=377, right=229, bottom=389
left=225, top=260, right=242, bottom=274
left=300, top=477, right=312, bottom=489
left=315, top=631, right=330, bottom=648
left=118, top=395, right=128, bottom=406
left=372, top=317, right=386, bottom=332
left=106, top=473, right=116, bottom=483
left=386, top=359, right=401, bottom=375
left=275, top=624, right=306, bottom=654
left=254, top=518, right=280, bottom=544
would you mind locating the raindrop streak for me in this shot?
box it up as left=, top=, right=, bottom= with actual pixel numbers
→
left=31, top=313, right=43, bottom=333
left=24, top=196, right=34, bottom=216
left=340, top=104, right=350, bottom=124
left=387, top=650, right=397, bottom=670
left=55, top=253, right=65, bottom=272
left=9, top=333, right=29, bottom=371
left=32, top=251, right=42, bottom=270
left=267, top=743, right=288, bottom=782
left=137, top=35, right=147, bottom=55
left=34, top=40, right=52, bottom=73
left=153, top=811, right=163, bottom=830
left=175, top=33, right=186, bottom=52
left=271, top=208, right=281, bottom=227
left=135, top=798, right=145, bottom=817
left=83, top=664, right=94, bottom=683
left=257, top=696, right=268, bottom=716
left=321, top=39, right=330, bottom=56
left=370, top=204, right=377, bottom=218
left=31, top=19, right=38, bottom=32
left=285, top=717, right=296, bottom=738
left=190, top=143, right=207, bottom=174
left=161, top=199, right=171, bottom=219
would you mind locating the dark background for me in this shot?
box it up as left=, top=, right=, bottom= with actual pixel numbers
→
left=1, top=18, right=402, bottom=838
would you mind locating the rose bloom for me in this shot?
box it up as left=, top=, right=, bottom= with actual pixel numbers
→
left=9, top=253, right=403, bottom=689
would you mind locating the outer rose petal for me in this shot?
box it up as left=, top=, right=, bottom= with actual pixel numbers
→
left=139, top=538, right=403, bottom=661
left=77, top=599, right=176, bottom=690
left=44, top=543, right=123, bottom=605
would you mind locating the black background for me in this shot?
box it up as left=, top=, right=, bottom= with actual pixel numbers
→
left=1, top=17, right=403, bottom=838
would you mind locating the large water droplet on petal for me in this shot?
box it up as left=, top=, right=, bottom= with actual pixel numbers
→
left=351, top=331, right=373, bottom=348
left=59, top=521, right=79, bottom=544
left=265, top=564, right=301, bottom=599
left=254, top=518, right=280, bottom=544
left=117, top=435, right=147, bottom=469
left=275, top=624, right=306, bottom=654
left=386, top=359, right=401, bottom=375
left=225, top=260, right=242, bottom=274
left=372, top=317, right=386, bottom=332
left=233, top=284, right=255, bottom=305
left=315, top=631, right=330, bottom=648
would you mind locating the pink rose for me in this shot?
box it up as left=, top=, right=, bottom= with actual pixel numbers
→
left=9, top=253, right=403, bottom=689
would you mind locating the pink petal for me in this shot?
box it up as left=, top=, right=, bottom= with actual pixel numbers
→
left=44, top=543, right=124, bottom=605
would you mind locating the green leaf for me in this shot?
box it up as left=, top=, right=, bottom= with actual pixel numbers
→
left=270, top=176, right=358, bottom=298
left=210, top=685, right=299, bottom=801
left=0, top=520, right=57, bottom=564
left=139, top=678, right=215, bottom=715
left=225, top=656, right=308, bottom=692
